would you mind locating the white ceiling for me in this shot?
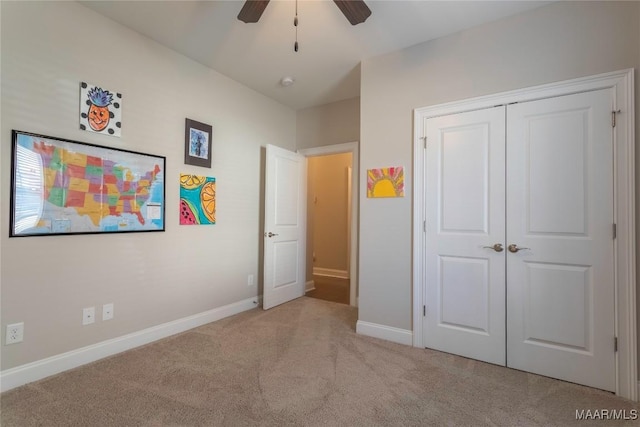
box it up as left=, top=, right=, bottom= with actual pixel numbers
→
left=80, top=0, right=550, bottom=110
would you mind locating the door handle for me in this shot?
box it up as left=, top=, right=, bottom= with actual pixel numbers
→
left=508, top=244, right=530, bottom=253
left=482, top=243, right=504, bottom=252
left=265, top=232, right=279, bottom=238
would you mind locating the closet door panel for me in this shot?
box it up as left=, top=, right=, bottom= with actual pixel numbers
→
left=424, top=106, right=506, bottom=366
left=506, top=89, right=615, bottom=392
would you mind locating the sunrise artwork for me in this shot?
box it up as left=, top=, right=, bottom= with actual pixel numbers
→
left=367, top=166, right=404, bottom=198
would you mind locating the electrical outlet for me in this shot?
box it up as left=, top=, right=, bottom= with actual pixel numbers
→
left=248, top=274, right=254, bottom=286
left=82, top=307, right=95, bottom=325
left=102, top=303, right=114, bottom=321
left=6, top=322, right=24, bottom=345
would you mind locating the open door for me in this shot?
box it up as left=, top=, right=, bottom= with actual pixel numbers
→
left=263, top=144, right=306, bottom=310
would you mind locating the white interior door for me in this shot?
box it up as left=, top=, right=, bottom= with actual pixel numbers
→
left=424, top=106, right=507, bottom=365
left=506, top=89, right=615, bottom=391
left=263, top=144, right=306, bottom=310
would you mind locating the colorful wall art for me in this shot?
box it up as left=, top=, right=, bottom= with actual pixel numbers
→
left=80, top=82, right=122, bottom=137
left=179, top=174, right=216, bottom=225
left=367, top=166, right=404, bottom=198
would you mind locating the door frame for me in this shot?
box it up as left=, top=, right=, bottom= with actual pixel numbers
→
left=299, top=142, right=359, bottom=307
left=412, top=69, right=636, bottom=400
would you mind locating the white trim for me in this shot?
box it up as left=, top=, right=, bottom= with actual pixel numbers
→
left=612, top=69, right=637, bottom=402
left=0, top=297, right=259, bottom=392
left=298, top=142, right=356, bottom=157
left=413, top=69, right=636, bottom=401
left=305, top=280, right=316, bottom=292
left=313, top=268, right=349, bottom=279
left=414, top=69, right=634, bottom=119
left=299, top=141, right=359, bottom=307
left=347, top=166, right=353, bottom=278
left=412, top=112, right=427, bottom=350
left=356, top=320, right=413, bottom=346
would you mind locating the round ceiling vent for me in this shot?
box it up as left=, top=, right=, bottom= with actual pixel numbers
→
left=280, top=76, right=295, bottom=87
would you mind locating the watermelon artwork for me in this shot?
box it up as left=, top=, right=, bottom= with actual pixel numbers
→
left=179, top=174, right=216, bottom=225
left=180, top=199, right=199, bottom=225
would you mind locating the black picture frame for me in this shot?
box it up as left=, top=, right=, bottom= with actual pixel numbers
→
left=10, top=130, right=166, bottom=237
left=184, top=118, right=212, bottom=168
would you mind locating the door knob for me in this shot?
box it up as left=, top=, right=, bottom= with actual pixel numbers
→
left=265, top=232, right=279, bottom=238
left=508, top=244, right=530, bottom=253
left=483, top=243, right=504, bottom=252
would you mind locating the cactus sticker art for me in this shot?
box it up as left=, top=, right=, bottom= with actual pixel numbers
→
left=80, top=82, right=122, bottom=137
left=180, top=174, right=216, bottom=225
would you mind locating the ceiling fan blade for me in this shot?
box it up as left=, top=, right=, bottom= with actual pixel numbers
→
left=237, top=0, right=271, bottom=23
left=333, top=0, right=371, bottom=25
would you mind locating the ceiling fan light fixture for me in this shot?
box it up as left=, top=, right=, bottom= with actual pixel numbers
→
left=237, top=0, right=270, bottom=23
left=280, top=76, right=295, bottom=87
left=333, top=0, right=371, bottom=25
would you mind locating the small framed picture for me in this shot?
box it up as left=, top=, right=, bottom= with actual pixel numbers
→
left=184, top=118, right=212, bottom=168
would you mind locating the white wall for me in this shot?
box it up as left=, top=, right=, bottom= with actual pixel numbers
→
left=0, top=1, right=295, bottom=370
left=296, top=97, right=360, bottom=150
left=359, top=0, right=640, bottom=348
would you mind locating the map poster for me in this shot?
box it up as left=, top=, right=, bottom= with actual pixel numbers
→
left=10, top=130, right=166, bottom=237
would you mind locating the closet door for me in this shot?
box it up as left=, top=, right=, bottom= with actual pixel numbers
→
left=506, top=89, right=615, bottom=391
left=424, top=106, right=506, bottom=365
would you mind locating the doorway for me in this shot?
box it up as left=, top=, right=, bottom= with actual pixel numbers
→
left=299, top=142, right=359, bottom=307
left=305, top=153, right=352, bottom=305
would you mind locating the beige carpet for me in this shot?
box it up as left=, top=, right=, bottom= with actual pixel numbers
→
left=1, top=297, right=638, bottom=426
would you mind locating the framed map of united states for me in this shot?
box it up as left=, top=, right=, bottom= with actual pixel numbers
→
left=10, top=130, right=166, bottom=237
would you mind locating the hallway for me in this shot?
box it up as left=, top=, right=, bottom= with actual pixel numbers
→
left=306, top=275, right=350, bottom=305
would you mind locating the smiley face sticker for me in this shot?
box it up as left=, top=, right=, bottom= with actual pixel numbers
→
left=80, top=82, right=122, bottom=137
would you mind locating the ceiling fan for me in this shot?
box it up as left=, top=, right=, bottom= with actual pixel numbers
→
left=238, top=0, right=371, bottom=26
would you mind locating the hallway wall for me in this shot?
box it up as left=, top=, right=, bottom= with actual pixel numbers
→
left=307, top=153, right=353, bottom=282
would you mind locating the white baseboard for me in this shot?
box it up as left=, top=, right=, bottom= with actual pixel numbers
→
left=305, top=280, right=315, bottom=292
left=313, top=268, right=349, bottom=279
left=356, top=320, right=413, bottom=346
left=0, top=296, right=259, bottom=392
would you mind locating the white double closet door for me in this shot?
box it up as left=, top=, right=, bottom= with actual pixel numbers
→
left=424, top=89, right=615, bottom=391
